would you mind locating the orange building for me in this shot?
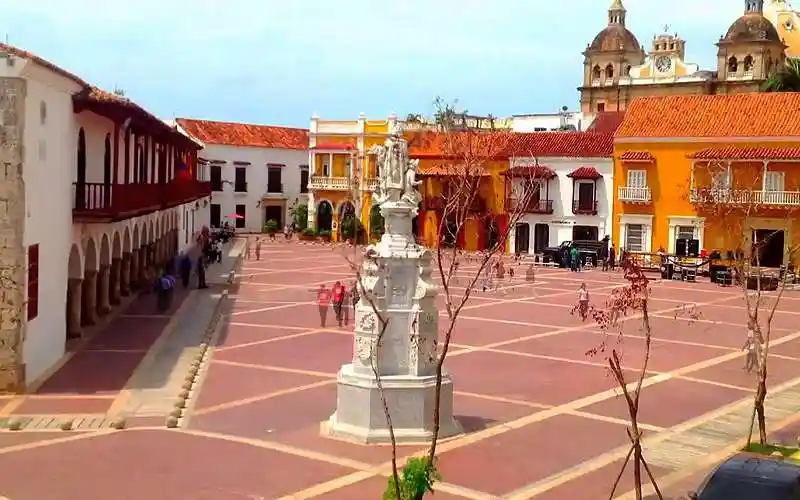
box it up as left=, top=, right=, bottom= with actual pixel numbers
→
left=613, top=92, right=800, bottom=267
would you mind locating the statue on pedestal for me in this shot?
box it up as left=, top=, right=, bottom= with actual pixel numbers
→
left=324, top=123, right=461, bottom=444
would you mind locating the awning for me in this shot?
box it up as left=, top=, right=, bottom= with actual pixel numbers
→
left=567, top=166, right=602, bottom=180
left=687, top=147, right=800, bottom=160
left=619, top=151, right=654, bottom=162
left=501, top=165, right=557, bottom=179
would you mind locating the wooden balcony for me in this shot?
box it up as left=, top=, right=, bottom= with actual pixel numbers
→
left=73, top=181, right=211, bottom=222
left=690, top=188, right=800, bottom=206
left=506, top=198, right=554, bottom=214
left=618, top=186, right=652, bottom=203
left=572, top=199, right=598, bottom=215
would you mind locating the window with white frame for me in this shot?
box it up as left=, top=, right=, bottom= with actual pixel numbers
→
left=764, top=171, right=785, bottom=192
left=627, top=169, right=647, bottom=188
left=677, top=225, right=695, bottom=241
left=625, top=224, right=644, bottom=252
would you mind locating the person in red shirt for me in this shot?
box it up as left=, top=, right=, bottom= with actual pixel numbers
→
left=316, top=284, right=330, bottom=327
left=332, top=281, right=345, bottom=327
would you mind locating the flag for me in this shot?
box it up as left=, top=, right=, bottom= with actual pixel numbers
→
left=176, top=151, right=193, bottom=181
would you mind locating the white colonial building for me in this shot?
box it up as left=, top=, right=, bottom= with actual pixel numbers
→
left=506, top=132, right=614, bottom=254
left=176, top=119, right=309, bottom=232
left=0, top=43, right=211, bottom=393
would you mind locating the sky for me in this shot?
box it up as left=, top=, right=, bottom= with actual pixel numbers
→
left=2, top=0, right=750, bottom=128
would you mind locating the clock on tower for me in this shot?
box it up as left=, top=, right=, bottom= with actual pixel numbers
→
left=655, top=55, right=672, bottom=72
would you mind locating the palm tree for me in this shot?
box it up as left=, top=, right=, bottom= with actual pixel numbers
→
left=762, top=57, right=800, bottom=92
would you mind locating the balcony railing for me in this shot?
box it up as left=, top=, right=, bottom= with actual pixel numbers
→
left=690, top=188, right=800, bottom=206
left=572, top=199, right=598, bottom=215
left=618, top=186, right=652, bottom=203
left=73, top=181, right=211, bottom=221
left=364, top=178, right=379, bottom=191
left=308, top=176, right=351, bottom=191
left=506, top=198, right=554, bottom=214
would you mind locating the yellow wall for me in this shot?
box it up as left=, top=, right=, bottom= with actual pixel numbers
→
left=776, top=12, right=800, bottom=57
left=614, top=140, right=800, bottom=264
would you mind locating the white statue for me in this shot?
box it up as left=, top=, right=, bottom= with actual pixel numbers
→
left=402, top=159, right=422, bottom=206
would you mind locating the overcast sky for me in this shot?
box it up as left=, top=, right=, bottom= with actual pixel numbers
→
left=2, top=0, right=747, bottom=127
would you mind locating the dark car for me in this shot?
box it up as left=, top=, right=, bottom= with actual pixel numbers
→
left=688, top=453, right=800, bottom=499
left=541, top=240, right=606, bottom=268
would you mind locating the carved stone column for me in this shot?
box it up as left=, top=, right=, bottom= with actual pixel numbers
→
left=121, top=252, right=132, bottom=296
left=137, top=247, right=147, bottom=285
left=110, top=258, right=122, bottom=304
left=67, top=278, right=83, bottom=339
left=81, top=270, right=98, bottom=326
left=129, top=250, right=140, bottom=291
left=97, top=265, right=111, bottom=316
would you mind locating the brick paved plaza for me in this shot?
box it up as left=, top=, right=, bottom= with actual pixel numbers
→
left=1, top=240, right=800, bottom=499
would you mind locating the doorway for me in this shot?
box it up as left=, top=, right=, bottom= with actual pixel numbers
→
left=533, top=223, right=549, bottom=253
left=75, top=128, right=87, bottom=209
left=317, top=201, right=333, bottom=232
left=515, top=223, right=530, bottom=254
left=573, top=225, right=598, bottom=241
left=485, top=218, right=500, bottom=251
left=752, top=229, right=785, bottom=268
left=264, top=205, right=283, bottom=228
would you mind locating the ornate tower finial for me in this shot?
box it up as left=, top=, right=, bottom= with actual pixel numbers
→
left=608, top=0, right=626, bottom=25
left=745, top=0, right=764, bottom=13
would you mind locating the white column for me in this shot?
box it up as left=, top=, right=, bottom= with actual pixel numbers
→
left=328, top=153, right=333, bottom=178
left=667, top=223, right=677, bottom=254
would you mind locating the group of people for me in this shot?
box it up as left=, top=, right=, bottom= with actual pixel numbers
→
left=566, top=244, right=620, bottom=272
left=315, top=281, right=359, bottom=328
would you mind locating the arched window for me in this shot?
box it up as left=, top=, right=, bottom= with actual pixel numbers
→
left=728, top=56, right=738, bottom=73
left=605, top=64, right=615, bottom=80
left=625, top=65, right=632, bottom=76
left=766, top=57, right=773, bottom=75
left=743, top=55, right=754, bottom=73
left=592, top=65, right=601, bottom=81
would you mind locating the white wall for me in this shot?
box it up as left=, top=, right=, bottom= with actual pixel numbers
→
left=512, top=113, right=583, bottom=132
left=202, top=143, right=308, bottom=232
left=11, top=60, right=82, bottom=384
left=508, top=157, right=613, bottom=253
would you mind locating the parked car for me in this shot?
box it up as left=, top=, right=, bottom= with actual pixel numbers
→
left=687, top=453, right=800, bottom=499
left=541, top=239, right=606, bottom=268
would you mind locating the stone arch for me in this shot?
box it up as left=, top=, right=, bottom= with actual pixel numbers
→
left=132, top=222, right=141, bottom=249
left=147, top=219, right=154, bottom=244
left=68, top=244, right=83, bottom=279
left=316, top=200, right=333, bottom=232
left=84, top=237, right=98, bottom=273
left=123, top=226, right=132, bottom=253
left=591, top=65, right=601, bottom=80
left=99, top=233, right=111, bottom=267
left=337, top=200, right=356, bottom=217
left=728, top=55, right=738, bottom=73
left=604, top=63, right=614, bottom=80
left=112, top=230, right=122, bottom=259
left=155, top=216, right=162, bottom=240
left=743, top=54, right=754, bottom=73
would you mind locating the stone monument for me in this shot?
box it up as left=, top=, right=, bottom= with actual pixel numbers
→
left=324, top=125, right=461, bottom=443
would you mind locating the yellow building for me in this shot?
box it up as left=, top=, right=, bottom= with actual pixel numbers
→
left=613, top=92, right=800, bottom=267
left=580, top=0, right=786, bottom=114
left=307, top=114, right=397, bottom=241
left=765, top=0, right=800, bottom=57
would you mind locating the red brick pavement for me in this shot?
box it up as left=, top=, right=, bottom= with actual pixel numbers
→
left=1, top=242, right=798, bottom=499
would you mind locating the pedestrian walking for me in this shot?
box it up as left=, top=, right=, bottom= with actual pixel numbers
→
left=332, top=281, right=345, bottom=327
left=255, top=238, right=262, bottom=261
left=245, top=239, right=251, bottom=260
left=350, top=281, right=359, bottom=317
left=570, top=246, right=579, bottom=272
left=743, top=324, right=759, bottom=373
left=600, top=244, right=609, bottom=271
left=317, top=284, right=330, bottom=327
left=609, top=244, right=616, bottom=271
left=179, top=252, right=192, bottom=288
left=577, top=282, right=590, bottom=321
left=196, top=254, right=208, bottom=289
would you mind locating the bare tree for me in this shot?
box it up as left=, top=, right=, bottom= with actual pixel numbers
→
left=689, top=158, right=799, bottom=445
left=584, top=259, right=666, bottom=500
left=333, top=98, right=542, bottom=499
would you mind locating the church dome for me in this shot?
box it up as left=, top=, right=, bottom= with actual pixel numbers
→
left=588, top=25, right=642, bottom=52
left=722, top=13, right=782, bottom=43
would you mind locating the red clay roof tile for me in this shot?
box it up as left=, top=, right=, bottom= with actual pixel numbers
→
left=616, top=93, right=800, bottom=138
left=501, top=165, right=557, bottom=178
left=619, top=151, right=655, bottom=161
left=687, top=146, right=800, bottom=160
left=176, top=118, right=309, bottom=150
left=567, top=166, right=602, bottom=180
left=587, top=111, right=626, bottom=134
left=0, top=42, right=86, bottom=87
left=409, top=131, right=613, bottom=159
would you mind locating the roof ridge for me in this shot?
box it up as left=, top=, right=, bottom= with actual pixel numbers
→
left=176, top=117, right=309, bottom=131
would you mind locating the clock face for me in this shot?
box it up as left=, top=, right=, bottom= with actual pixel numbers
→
left=655, top=55, right=672, bottom=72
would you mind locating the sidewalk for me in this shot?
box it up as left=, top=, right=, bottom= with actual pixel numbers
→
left=0, top=239, right=244, bottom=431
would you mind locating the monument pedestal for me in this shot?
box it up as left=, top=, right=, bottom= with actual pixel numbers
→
left=325, top=364, right=461, bottom=444
left=323, top=127, right=461, bottom=445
